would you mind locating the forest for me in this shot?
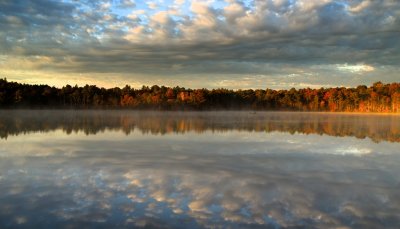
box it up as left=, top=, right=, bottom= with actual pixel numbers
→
left=0, top=78, right=399, bottom=112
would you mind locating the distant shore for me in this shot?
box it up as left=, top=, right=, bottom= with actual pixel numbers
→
left=1, top=109, right=400, bottom=116
left=1, top=79, right=399, bottom=113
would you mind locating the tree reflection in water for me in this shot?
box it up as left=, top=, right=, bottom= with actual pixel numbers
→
left=1, top=110, right=399, bottom=142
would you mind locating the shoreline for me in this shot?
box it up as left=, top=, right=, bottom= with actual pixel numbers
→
left=1, top=109, right=399, bottom=116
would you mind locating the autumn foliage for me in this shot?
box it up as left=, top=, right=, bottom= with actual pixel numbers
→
left=0, top=79, right=399, bottom=112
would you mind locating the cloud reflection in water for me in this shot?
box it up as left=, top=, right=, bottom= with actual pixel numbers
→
left=0, top=111, right=399, bottom=228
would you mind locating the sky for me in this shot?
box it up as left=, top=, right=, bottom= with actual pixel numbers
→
left=0, top=0, right=399, bottom=89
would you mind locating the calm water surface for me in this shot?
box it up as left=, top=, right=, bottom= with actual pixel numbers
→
left=0, top=111, right=400, bottom=228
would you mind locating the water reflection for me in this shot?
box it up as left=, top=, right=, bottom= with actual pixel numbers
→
left=1, top=110, right=400, bottom=142
left=0, top=111, right=400, bottom=228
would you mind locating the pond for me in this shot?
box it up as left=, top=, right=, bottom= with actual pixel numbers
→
left=0, top=111, right=399, bottom=228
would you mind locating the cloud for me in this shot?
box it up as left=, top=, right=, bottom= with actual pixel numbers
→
left=1, top=125, right=400, bottom=227
left=118, top=0, right=136, bottom=8
left=0, top=0, right=399, bottom=88
left=337, top=63, right=375, bottom=73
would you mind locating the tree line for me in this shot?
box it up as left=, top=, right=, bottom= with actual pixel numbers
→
left=0, top=78, right=399, bottom=112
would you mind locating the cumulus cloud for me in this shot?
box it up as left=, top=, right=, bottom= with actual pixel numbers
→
left=0, top=0, right=399, bottom=88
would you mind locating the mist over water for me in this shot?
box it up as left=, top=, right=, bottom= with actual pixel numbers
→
left=0, top=111, right=399, bottom=228
left=1, top=110, right=400, bottom=142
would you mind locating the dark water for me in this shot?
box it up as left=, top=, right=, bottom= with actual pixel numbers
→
left=0, top=111, right=399, bottom=228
